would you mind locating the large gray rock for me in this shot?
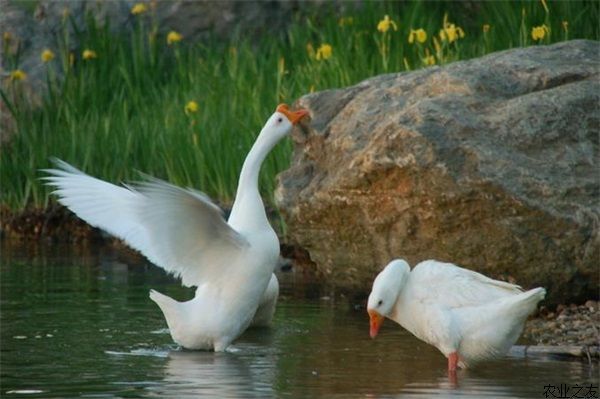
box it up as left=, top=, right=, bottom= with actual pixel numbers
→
left=277, top=40, right=600, bottom=305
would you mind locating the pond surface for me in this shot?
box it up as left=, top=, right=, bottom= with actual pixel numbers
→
left=1, top=242, right=597, bottom=398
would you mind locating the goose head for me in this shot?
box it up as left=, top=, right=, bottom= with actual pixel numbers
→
left=260, top=104, right=309, bottom=142
left=367, top=259, right=410, bottom=338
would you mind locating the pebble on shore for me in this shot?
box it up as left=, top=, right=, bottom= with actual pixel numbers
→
left=523, top=300, right=600, bottom=347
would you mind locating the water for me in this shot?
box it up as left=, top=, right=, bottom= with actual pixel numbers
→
left=1, top=242, right=597, bottom=398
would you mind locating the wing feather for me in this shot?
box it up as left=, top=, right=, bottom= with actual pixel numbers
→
left=43, top=159, right=248, bottom=287
left=409, top=260, right=523, bottom=309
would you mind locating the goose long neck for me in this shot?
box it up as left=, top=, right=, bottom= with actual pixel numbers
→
left=229, top=131, right=279, bottom=230
left=239, top=134, right=273, bottom=192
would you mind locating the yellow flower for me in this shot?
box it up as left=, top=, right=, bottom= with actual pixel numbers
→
left=10, top=69, right=27, bottom=82
left=377, top=15, right=398, bottom=33
left=167, top=31, right=182, bottom=45
left=131, top=3, right=147, bottom=15
left=185, top=100, right=198, bottom=115
left=531, top=24, right=549, bottom=41
left=439, top=17, right=465, bottom=43
left=82, top=49, right=97, bottom=60
left=3, top=31, right=12, bottom=43
left=439, top=29, right=447, bottom=41
left=423, top=55, right=436, bottom=66
left=422, top=49, right=435, bottom=66
left=483, top=24, right=490, bottom=33
left=338, top=17, right=354, bottom=27
left=41, top=49, right=55, bottom=63
left=408, top=28, right=427, bottom=44
left=439, top=24, right=465, bottom=43
left=315, top=43, right=332, bottom=61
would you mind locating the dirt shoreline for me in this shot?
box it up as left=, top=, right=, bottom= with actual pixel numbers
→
left=1, top=204, right=101, bottom=243
left=2, top=206, right=599, bottom=356
left=519, top=301, right=599, bottom=362
left=523, top=301, right=600, bottom=349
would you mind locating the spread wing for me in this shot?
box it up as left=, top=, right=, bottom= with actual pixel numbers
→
left=409, top=259, right=523, bottom=309
left=43, top=159, right=249, bottom=287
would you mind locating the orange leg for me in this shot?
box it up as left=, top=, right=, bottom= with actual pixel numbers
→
left=447, top=352, right=459, bottom=385
left=448, top=352, right=459, bottom=371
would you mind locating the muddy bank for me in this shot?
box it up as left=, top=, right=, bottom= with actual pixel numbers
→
left=1, top=204, right=102, bottom=242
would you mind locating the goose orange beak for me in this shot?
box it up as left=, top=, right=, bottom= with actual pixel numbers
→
left=276, top=104, right=309, bottom=125
left=368, top=309, right=384, bottom=339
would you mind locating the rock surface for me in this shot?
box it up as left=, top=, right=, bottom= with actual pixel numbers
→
left=277, top=40, right=600, bottom=305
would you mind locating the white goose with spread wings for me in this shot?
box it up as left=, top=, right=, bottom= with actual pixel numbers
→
left=367, top=259, right=545, bottom=371
left=44, top=104, right=308, bottom=351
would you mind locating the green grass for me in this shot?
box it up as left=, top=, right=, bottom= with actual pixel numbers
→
left=1, top=0, right=598, bottom=211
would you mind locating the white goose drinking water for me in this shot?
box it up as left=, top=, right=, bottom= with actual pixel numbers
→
left=367, top=259, right=546, bottom=371
left=44, top=104, right=309, bottom=351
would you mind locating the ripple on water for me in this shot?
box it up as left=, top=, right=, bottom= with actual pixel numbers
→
left=5, top=390, right=45, bottom=395
left=105, top=348, right=171, bottom=358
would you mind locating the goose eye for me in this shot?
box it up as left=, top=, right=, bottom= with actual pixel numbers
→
left=377, top=300, right=383, bottom=306
left=277, top=117, right=283, bottom=123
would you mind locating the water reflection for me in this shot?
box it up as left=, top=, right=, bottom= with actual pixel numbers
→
left=154, top=351, right=271, bottom=398
left=1, top=242, right=598, bottom=398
